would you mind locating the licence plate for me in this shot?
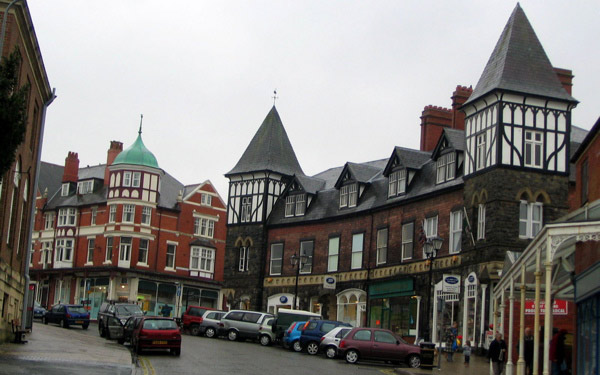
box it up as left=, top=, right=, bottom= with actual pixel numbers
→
left=76, top=321, right=83, bottom=324
left=152, top=340, right=167, bottom=345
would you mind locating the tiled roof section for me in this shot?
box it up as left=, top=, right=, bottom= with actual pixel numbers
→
left=295, top=174, right=325, bottom=195
left=347, top=162, right=381, bottom=183
left=226, top=106, right=304, bottom=177
left=465, top=4, right=576, bottom=105
left=443, top=129, right=466, bottom=151
left=571, top=118, right=598, bottom=162
left=183, top=183, right=201, bottom=197
left=78, top=165, right=105, bottom=180
left=395, top=147, right=431, bottom=169
left=270, top=157, right=463, bottom=225
left=38, top=162, right=63, bottom=197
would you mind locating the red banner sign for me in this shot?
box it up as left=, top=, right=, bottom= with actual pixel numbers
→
left=524, top=300, right=568, bottom=315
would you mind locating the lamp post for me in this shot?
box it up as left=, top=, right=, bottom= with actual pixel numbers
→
left=424, top=236, right=443, bottom=342
left=291, top=252, right=308, bottom=309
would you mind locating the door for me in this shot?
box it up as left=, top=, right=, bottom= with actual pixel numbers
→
left=240, top=312, right=261, bottom=337
left=372, top=330, right=401, bottom=360
left=350, top=329, right=373, bottom=357
left=107, top=315, right=124, bottom=339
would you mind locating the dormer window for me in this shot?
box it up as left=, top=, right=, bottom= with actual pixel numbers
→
left=436, top=152, right=456, bottom=184
left=339, top=183, right=358, bottom=208
left=340, top=186, right=348, bottom=207
left=388, top=170, right=407, bottom=197
left=77, top=180, right=94, bottom=195
left=61, top=183, right=70, bottom=197
left=285, top=194, right=306, bottom=217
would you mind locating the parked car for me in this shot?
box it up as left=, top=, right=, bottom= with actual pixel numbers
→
left=271, top=308, right=320, bottom=343
left=181, top=305, right=216, bottom=336
left=195, top=310, right=225, bottom=338
left=338, top=327, right=421, bottom=368
left=98, top=301, right=144, bottom=339
left=116, top=316, right=144, bottom=345
left=258, top=316, right=276, bottom=346
left=283, top=321, right=308, bottom=352
left=319, top=326, right=352, bottom=359
left=43, top=304, right=90, bottom=329
left=219, top=310, right=273, bottom=342
left=299, top=320, right=352, bottom=355
left=33, top=302, right=47, bottom=319
left=130, top=317, right=181, bottom=356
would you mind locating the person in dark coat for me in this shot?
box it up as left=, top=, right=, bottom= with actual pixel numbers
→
left=488, top=332, right=507, bottom=375
left=524, top=327, right=534, bottom=375
left=550, top=329, right=568, bottom=375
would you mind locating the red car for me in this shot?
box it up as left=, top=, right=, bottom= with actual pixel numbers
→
left=338, top=327, right=421, bottom=368
left=181, top=305, right=215, bottom=335
left=131, top=317, right=182, bottom=356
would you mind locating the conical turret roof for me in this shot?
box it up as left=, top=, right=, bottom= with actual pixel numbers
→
left=465, top=4, right=576, bottom=105
left=113, top=131, right=159, bottom=169
left=226, top=106, right=304, bottom=176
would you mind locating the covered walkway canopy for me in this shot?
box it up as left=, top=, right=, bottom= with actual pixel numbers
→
left=493, top=199, right=600, bottom=375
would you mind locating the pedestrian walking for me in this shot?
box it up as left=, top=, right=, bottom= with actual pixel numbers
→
left=463, top=340, right=472, bottom=366
left=550, top=329, right=568, bottom=375
left=488, top=332, right=507, bottom=375
left=446, top=322, right=458, bottom=362
left=524, top=327, right=534, bottom=375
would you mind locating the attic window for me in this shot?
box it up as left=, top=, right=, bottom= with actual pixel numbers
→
left=77, top=180, right=94, bottom=195
left=436, top=152, right=456, bottom=184
left=285, top=194, right=306, bottom=217
left=201, top=194, right=212, bottom=206
left=388, top=170, right=407, bottom=198
left=61, top=183, right=70, bottom=197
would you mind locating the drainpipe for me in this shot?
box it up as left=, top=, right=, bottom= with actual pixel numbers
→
left=21, top=88, right=57, bottom=331
left=0, top=0, right=22, bottom=61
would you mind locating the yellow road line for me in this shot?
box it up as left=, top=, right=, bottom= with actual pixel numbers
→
left=380, top=370, right=396, bottom=374
left=139, top=356, right=148, bottom=375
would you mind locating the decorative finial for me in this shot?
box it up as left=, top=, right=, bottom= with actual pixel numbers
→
left=272, top=90, right=278, bottom=106
left=138, top=114, right=143, bottom=135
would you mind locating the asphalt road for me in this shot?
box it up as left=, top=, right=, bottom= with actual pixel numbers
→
left=134, top=333, right=403, bottom=375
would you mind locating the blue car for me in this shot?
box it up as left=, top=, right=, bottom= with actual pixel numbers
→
left=299, top=320, right=352, bottom=355
left=33, top=302, right=47, bottom=319
left=43, top=304, right=90, bottom=329
left=283, top=321, right=307, bottom=352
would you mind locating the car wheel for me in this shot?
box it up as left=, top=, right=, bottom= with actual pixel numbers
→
left=99, top=324, right=105, bottom=337
left=325, top=346, right=337, bottom=359
left=172, top=348, right=181, bottom=356
left=227, top=330, right=238, bottom=341
left=307, top=342, right=319, bottom=355
left=82, top=324, right=89, bottom=330
left=292, top=341, right=302, bottom=352
left=190, top=324, right=201, bottom=336
left=43, top=316, right=48, bottom=325
left=259, top=335, right=271, bottom=346
left=205, top=327, right=216, bottom=338
left=61, top=319, right=69, bottom=328
left=345, top=349, right=359, bottom=364
left=407, top=354, right=421, bottom=368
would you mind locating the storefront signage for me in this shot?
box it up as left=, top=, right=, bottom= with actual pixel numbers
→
left=442, top=274, right=461, bottom=293
left=524, top=300, right=568, bottom=315
left=323, top=276, right=336, bottom=290
left=279, top=296, right=288, bottom=303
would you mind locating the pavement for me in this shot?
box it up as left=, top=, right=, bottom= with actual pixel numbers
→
left=0, top=321, right=134, bottom=375
left=394, top=352, right=491, bottom=375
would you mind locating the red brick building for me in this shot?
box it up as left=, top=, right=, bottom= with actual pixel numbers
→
left=29, top=131, right=226, bottom=320
left=0, top=1, right=53, bottom=343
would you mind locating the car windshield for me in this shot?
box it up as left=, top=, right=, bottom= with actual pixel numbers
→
left=143, top=319, right=178, bottom=330
left=68, top=306, right=87, bottom=314
left=117, top=305, right=143, bottom=316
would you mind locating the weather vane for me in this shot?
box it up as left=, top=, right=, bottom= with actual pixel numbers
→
left=138, top=114, right=143, bottom=135
left=272, top=90, right=278, bottom=105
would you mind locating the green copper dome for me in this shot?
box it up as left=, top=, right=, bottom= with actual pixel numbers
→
left=113, top=132, right=159, bottom=169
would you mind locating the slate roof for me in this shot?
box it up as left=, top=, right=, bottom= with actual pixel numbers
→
left=226, top=106, right=304, bottom=177
left=295, top=174, right=325, bottom=195
left=571, top=122, right=596, bottom=161
left=41, top=163, right=186, bottom=211
left=465, top=4, right=576, bottom=105
left=443, top=129, right=467, bottom=152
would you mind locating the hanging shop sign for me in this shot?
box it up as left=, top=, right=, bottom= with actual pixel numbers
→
left=323, top=276, right=336, bottom=290
left=442, top=274, right=461, bottom=293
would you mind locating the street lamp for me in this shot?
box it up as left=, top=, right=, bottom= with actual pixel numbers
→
left=424, top=236, right=443, bottom=342
left=291, top=252, right=308, bottom=309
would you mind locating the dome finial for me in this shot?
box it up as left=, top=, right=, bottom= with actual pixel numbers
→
left=138, top=114, right=143, bottom=135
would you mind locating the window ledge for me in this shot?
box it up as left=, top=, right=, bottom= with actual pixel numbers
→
left=137, top=263, right=149, bottom=268
left=164, top=268, right=176, bottom=272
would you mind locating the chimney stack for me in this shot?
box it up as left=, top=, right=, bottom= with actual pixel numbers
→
left=451, top=85, right=472, bottom=130
left=553, top=67, right=573, bottom=96
left=420, top=105, right=452, bottom=152
left=104, top=141, right=123, bottom=185
left=62, top=152, right=79, bottom=183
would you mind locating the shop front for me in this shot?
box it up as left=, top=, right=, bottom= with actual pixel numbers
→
left=337, top=289, right=367, bottom=327
left=137, top=279, right=177, bottom=317
left=75, top=277, right=109, bottom=320
left=181, top=286, right=219, bottom=312
left=368, top=278, right=416, bottom=339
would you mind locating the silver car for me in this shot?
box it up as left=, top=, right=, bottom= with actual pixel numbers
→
left=258, top=316, right=276, bottom=346
left=220, top=310, right=273, bottom=342
left=319, top=326, right=352, bottom=359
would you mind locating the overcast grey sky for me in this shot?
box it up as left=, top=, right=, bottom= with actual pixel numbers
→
left=28, top=1, right=599, bottom=199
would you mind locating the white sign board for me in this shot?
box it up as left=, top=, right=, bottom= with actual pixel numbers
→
left=323, top=276, right=336, bottom=290
left=442, top=274, right=461, bottom=293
